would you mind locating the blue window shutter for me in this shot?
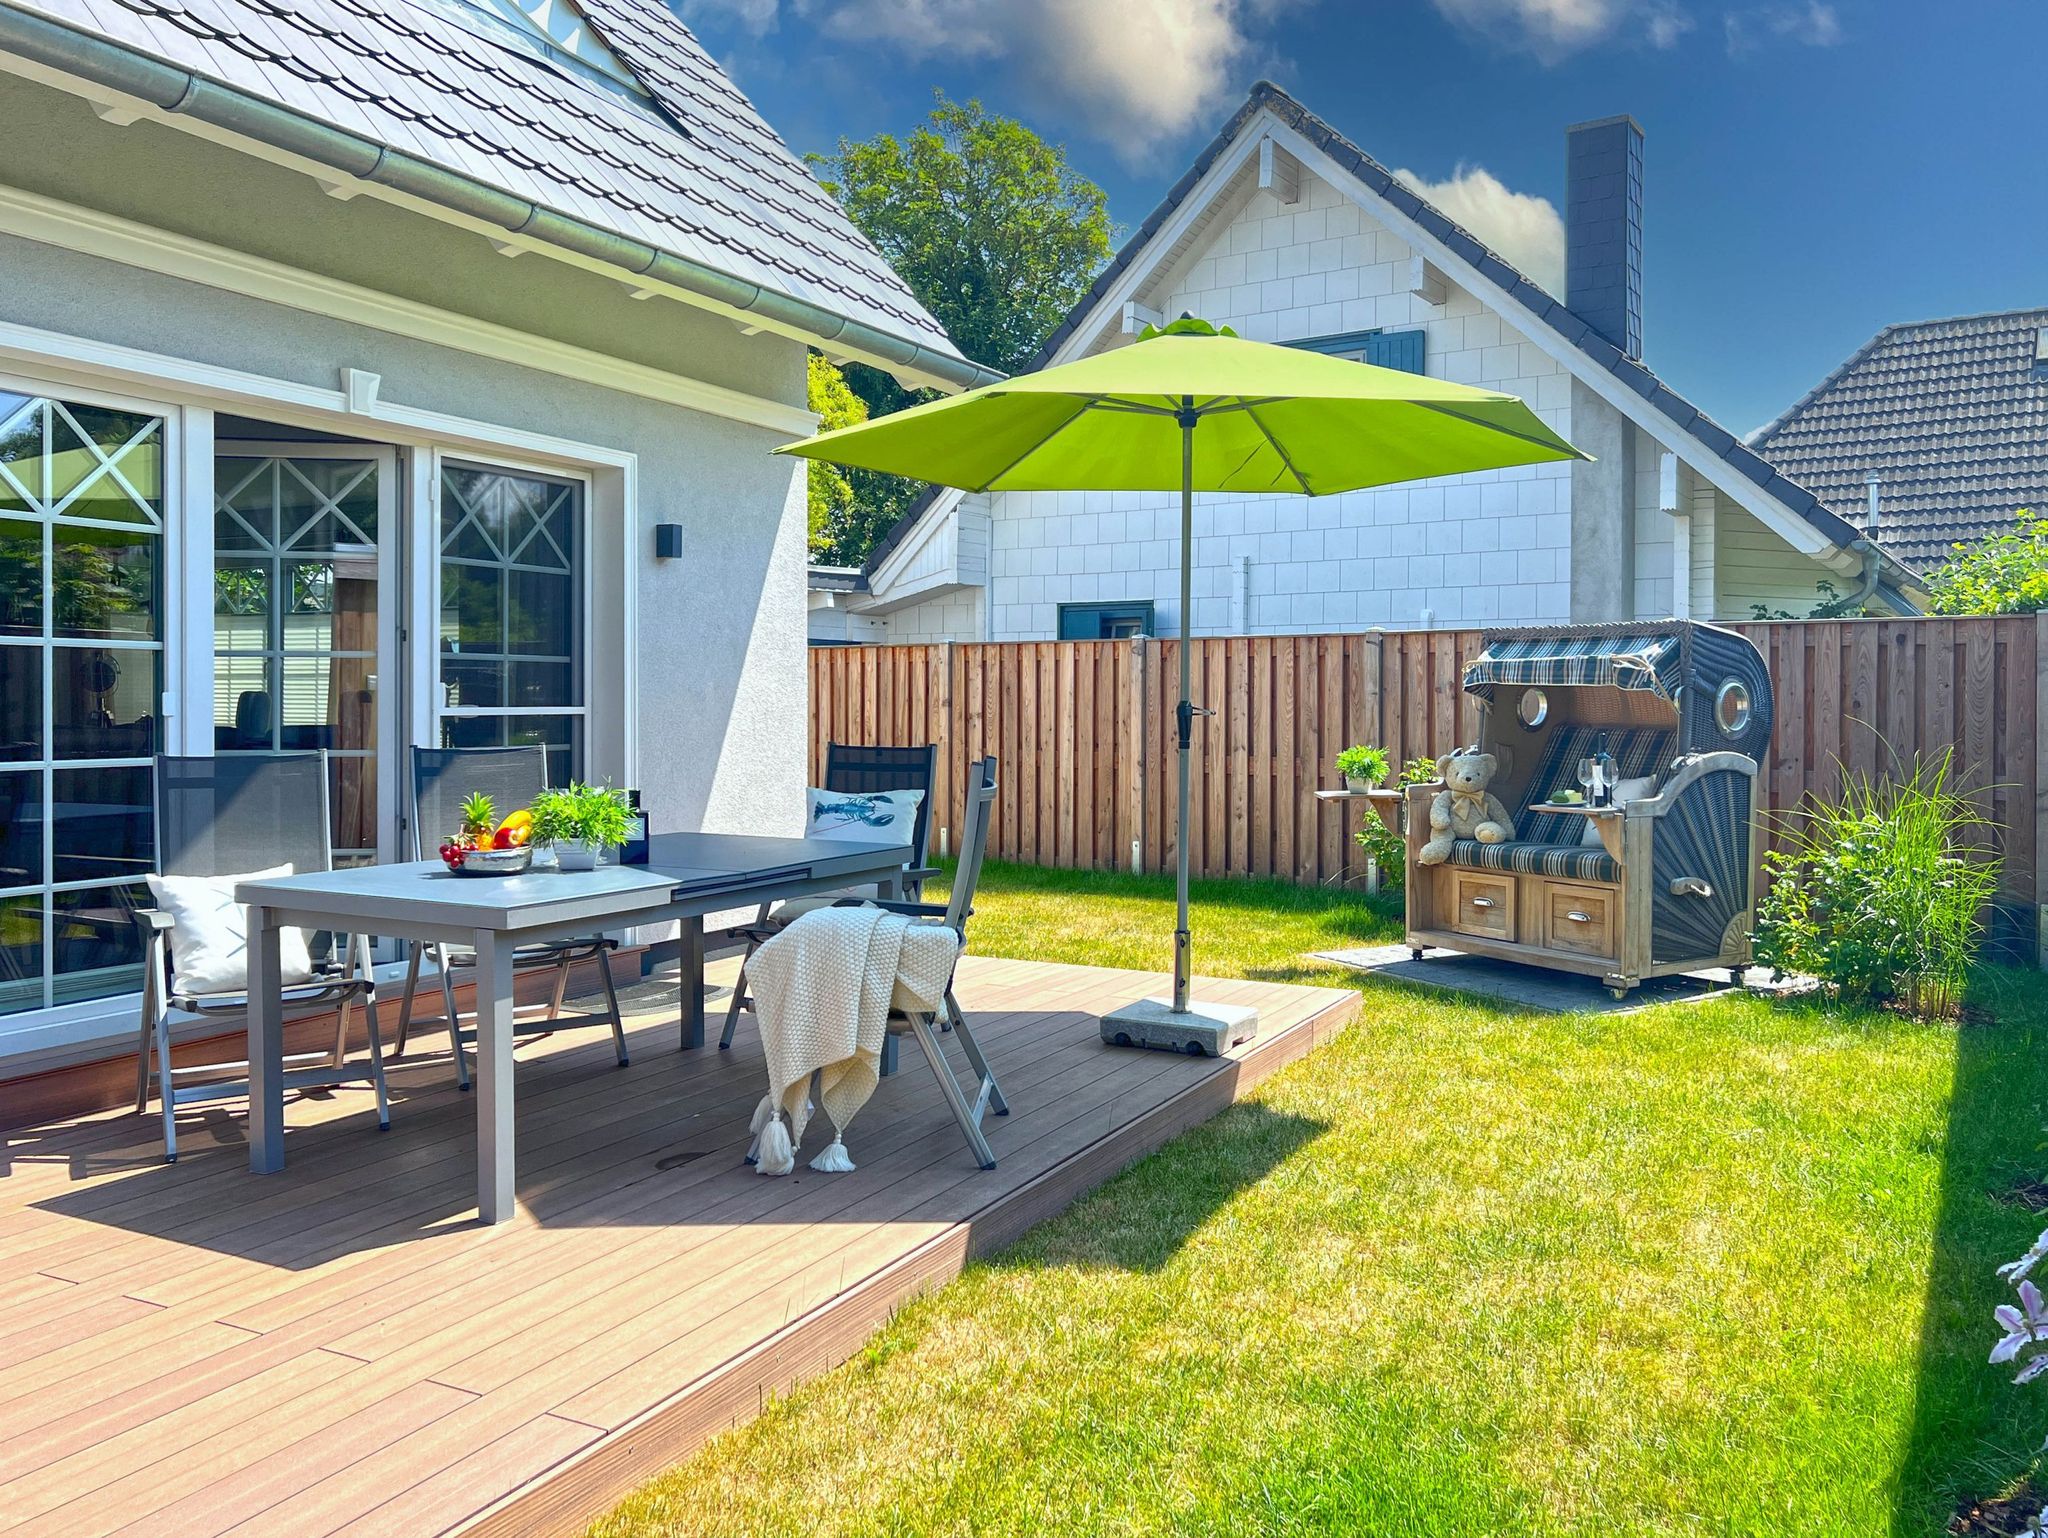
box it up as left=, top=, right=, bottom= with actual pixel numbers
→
left=1364, top=328, right=1426, bottom=374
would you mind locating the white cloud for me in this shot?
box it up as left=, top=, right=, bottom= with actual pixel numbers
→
left=672, top=0, right=783, bottom=36
left=816, top=0, right=1281, bottom=165
left=1724, top=1, right=1842, bottom=55
left=1391, top=163, right=1565, bottom=296
left=1427, top=0, right=1691, bottom=61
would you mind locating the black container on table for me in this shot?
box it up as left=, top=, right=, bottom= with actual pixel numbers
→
left=622, top=789, right=650, bottom=865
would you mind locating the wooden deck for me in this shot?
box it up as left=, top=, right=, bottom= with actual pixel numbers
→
left=0, top=954, right=1356, bottom=1538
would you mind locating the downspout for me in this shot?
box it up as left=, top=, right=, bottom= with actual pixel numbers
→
left=0, top=2, right=1003, bottom=392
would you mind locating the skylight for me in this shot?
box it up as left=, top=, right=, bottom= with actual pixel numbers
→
left=454, top=0, right=650, bottom=101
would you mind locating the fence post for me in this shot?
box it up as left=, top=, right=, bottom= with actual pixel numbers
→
left=1126, top=635, right=1148, bottom=873
left=2036, top=614, right=2048, bottom=970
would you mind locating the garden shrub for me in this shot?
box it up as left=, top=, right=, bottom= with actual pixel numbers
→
left=1752, top=748, right=1999, bottom=1018
left=1352, top=756, right=1439, bottom=891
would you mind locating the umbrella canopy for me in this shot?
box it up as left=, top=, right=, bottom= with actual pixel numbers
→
left=777, top=320, right=1585, bottom=491
left=778, top=317, right=1588, bottom=1029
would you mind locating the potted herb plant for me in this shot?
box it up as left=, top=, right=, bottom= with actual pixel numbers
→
left=1334, top=744, right=1390, bottom=793
left=529, top=782, right=633, bottom=871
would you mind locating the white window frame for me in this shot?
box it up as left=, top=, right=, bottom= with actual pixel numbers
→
left=0, top=321, right=641, bottom=1070
left=424, top=450, right=596, bottom=791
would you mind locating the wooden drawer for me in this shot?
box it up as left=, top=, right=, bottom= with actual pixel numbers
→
left=1542, top=882, right=1616, bottom=959
left=1451, top=872, right=1514, bottom=941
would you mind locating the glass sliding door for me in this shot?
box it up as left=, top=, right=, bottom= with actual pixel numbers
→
left=0, top=388, right=165, bottom=1016
left=213, top=447, right=397, bottom=867
left=436, top=461, right=585, bottom=788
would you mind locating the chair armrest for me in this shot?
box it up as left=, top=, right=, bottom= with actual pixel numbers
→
left=836, top=897, right=955, bottom=920
left=133, top=907, right=175, bottom=934
left=902, top=865, right=942, bottom=886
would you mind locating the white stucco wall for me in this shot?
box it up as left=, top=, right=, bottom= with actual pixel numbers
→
left=983, top=168, right=1576, bottom=639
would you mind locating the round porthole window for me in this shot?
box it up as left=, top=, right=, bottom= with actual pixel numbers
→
left=1516, top=688, right=1548, bottom=729
left=1714, top=679, right=1751, bottom=737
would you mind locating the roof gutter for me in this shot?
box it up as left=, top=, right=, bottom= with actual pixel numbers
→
left=0, top=2, right=1002, bottom=393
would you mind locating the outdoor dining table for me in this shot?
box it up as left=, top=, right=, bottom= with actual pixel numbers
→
left=236, top=831, right=909, bottom=1222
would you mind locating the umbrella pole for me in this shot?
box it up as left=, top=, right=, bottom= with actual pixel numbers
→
left=1172, top=406, right=1195, bottom=1013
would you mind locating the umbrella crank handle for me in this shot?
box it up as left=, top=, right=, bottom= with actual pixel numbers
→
left=1175, top=700, right=1215, bottom=749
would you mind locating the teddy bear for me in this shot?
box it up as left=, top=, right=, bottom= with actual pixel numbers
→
left=1417, top=748, right=1516, bottom=866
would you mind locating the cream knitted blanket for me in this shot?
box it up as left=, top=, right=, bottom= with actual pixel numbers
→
left=747, top=904, right=959, bottom=1173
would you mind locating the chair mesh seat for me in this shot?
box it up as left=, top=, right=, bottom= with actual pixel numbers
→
left=1446, top=839, right=1618, bottom=883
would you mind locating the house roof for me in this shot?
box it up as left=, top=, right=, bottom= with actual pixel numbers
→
left=1749, top=307, right=2048, bottom=570
left=865, top=81, right=1907, bottom=589
left=0, top=0, right=992, bottom=386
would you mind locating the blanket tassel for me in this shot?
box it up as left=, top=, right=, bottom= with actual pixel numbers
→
left=750, top=1095, right=795, bottom=1176
left=809, top=1135, right=856, bottom=1173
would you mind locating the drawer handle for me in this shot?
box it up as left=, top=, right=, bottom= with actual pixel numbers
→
left=1564, top=909, right=1593, bottom=924
left=1469, top=896, right=1496, bottom=909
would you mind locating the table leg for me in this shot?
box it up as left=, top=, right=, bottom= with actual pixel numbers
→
left=679, top=916, right=705, bottom=1050
left=473, top=929, right=516, bottom=1223
left=248, top=909, right=285, bottom=1174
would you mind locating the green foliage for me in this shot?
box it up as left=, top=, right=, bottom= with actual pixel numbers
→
left=1753, top=747, right=2000, bottom=1018
left=805, top=94, right=1114, bottom=566
left=529, top=781, right=632, bottom=850
left=1927, top=508, right=2048, bottom=615
left=812, top=94, right=1114, bottom=376
left=1353, top=811, right=1404, bottom=889
left=804, top=354, right=866, bottom=559
left=1333, top=744, right=1389, bottom=785
left=1398, top=756, right=1439, bottom=788
left=1748, top=577, right=1861, bottom=621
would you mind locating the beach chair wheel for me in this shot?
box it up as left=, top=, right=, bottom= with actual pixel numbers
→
left=1411, top=948, right=1425, bottom=961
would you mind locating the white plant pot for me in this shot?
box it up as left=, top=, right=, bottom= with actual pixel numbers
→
left=1344, top=775, right=1378, bottom=792
left=552, top=839, right=603, bottom=871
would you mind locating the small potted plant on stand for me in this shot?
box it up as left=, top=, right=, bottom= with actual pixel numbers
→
left=1334, top=744, right=1390, bottom=793
left=530, top=782, right=633, bottom=871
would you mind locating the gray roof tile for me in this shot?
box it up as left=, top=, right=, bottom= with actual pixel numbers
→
left=1750, top=308, right=2048, bottom=569
left=11, top=0, right=961, bottom=361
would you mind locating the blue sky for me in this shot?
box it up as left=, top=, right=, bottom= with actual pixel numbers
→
left=678, top=1, right=2045, bottom=435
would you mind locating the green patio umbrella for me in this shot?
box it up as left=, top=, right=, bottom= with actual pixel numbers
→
left=779, top=318, right=1587, bottom=1048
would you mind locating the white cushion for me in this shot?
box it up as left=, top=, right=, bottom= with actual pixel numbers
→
left=1580, top=777, right=1656, bottom=846
left=145, top=865, right=315, bottom=996
left=803, top=786, right=923, bottom=847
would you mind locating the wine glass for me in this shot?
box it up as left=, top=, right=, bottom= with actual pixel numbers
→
left=1576, top=756, right=1597, bottom=804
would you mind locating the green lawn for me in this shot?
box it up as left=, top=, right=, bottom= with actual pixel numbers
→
left=593, top=862, right=2048, bottom=1537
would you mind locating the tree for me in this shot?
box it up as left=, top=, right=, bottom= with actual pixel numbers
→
left=804, top=352, right=864, bottom=557
left=1926, top=509, right=2048, bottom=615
left=805, top=94, right=1114, bottom=564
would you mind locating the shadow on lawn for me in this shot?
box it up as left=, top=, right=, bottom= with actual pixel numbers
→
left=1894, top=970, right=2048, bottom=1536
left=981, top=1100, right=1328, bottom=1275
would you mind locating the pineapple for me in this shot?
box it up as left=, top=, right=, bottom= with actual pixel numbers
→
left=458, top=791, right=496, bottom=850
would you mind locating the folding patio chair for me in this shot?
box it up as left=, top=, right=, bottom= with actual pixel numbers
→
left=136, top=752, right=389, bottom=1163
left=394, top=745, right=627, bottom=1089
left=719, top=741, right=940, bottom=1053
left=876, top=757, right=1005, bottom=1168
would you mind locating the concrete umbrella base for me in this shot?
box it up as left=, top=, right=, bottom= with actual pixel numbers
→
left=1099, top=996, right=1260, bottom=1057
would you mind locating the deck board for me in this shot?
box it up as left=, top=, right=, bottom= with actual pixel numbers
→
left=0, top=954, right=1355, bottom=1538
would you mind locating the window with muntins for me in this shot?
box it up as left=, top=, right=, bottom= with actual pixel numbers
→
left=437, top=463, right=586, bottom=788
left=0, top=390, right=164, bottom=1016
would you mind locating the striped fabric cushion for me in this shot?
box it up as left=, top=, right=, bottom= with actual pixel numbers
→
left=1446, top=840, right=1618, bottom=883
left=1517, top=726, right=1674, bottom=845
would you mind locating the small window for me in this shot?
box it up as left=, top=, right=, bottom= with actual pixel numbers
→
left=443, top=0, right=650, bottom=100
left=1516, top=688, right=1548, bottom=729
left=1714, top=680, right=1751, bottom=737
left=1288, top=328, right=1427, bottom=375
left=1058, top=601, right=1154, bottom=641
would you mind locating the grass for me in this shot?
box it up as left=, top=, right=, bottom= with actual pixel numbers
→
left=592, top=862, right=2048, bottom=1537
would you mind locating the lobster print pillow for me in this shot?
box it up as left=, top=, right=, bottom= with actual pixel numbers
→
left=804, top=786, right=924, bottom=846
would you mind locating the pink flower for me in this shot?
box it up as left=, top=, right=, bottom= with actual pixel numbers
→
left=1999, top=1230, right=2048, bottom=1284
left=1992, top=1280, right=2048, bottom=1379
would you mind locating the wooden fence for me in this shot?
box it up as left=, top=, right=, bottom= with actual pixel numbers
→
left=809, top=617, right=2048, bottom=927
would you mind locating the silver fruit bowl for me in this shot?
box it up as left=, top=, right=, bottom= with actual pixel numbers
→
left=444, top=844, right=534, bottom=877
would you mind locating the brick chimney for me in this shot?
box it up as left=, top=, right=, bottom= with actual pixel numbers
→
left=1566, top=115, right=1644, bottom=360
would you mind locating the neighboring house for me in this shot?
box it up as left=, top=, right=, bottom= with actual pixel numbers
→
left=1750, top=307, right=2048, bottom=571
left=813, top=83, right=1922, bottom=645
left=0, top=0, right=986, bottom=1073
